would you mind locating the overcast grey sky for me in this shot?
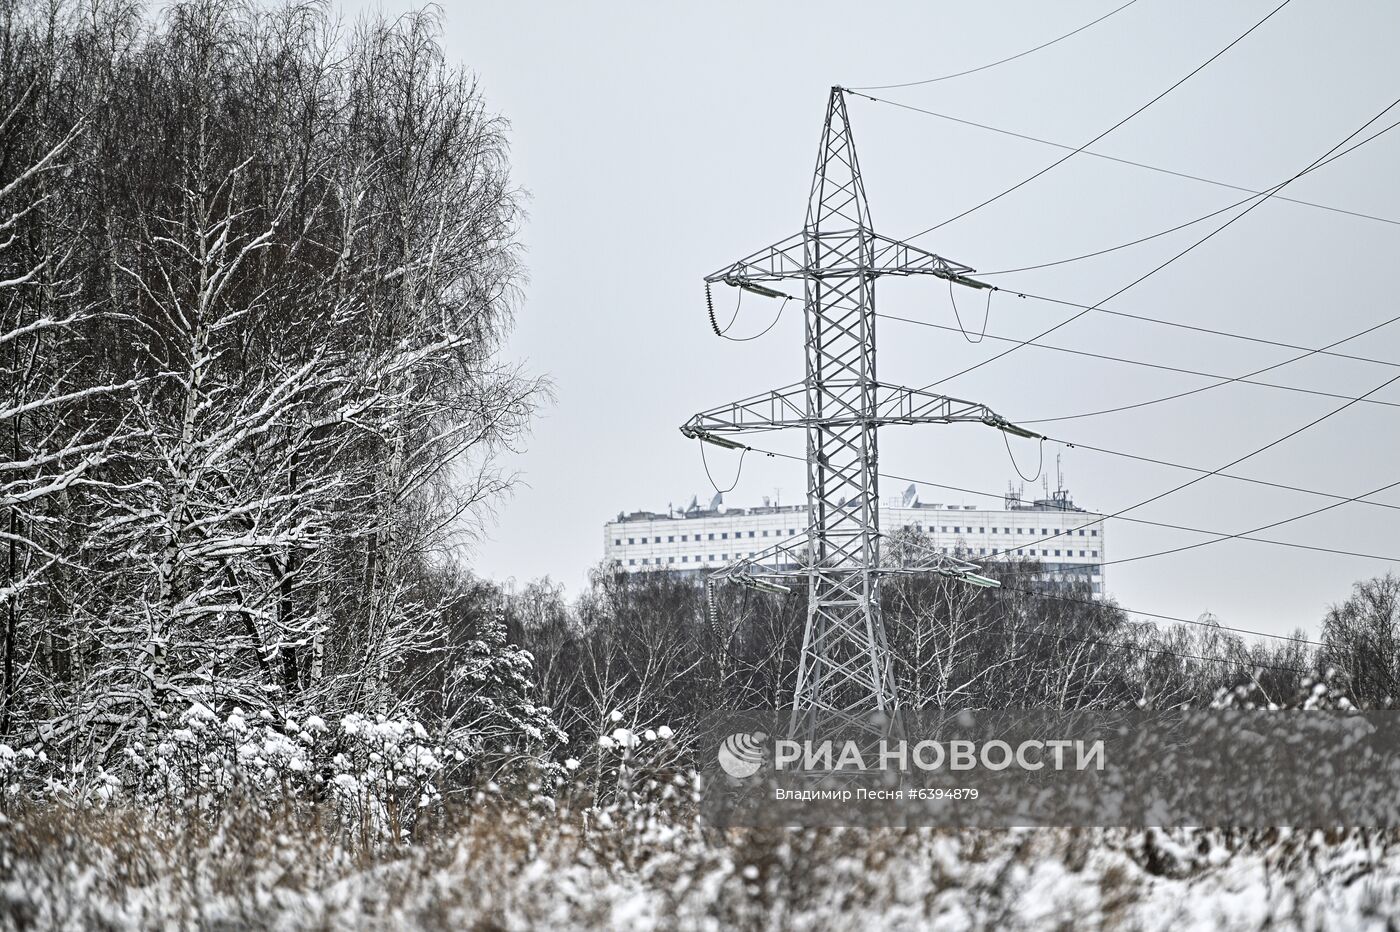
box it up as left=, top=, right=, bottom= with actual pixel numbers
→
left=343, top=0, right=1400, bottom=636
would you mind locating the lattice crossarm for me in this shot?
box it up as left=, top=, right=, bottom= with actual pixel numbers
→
left=708, top=532, right=816, bottom=583
left=879, top=531, right=1002, bottom=589
left=704, top=232, right=807, bottom=287
left=871, top=383, right=1045, bottom=437
left=868, top=232, right=987, bottom=286
left=680, top=383, right=1041, bottom=440
left=679, top=383, right=809, bottom=443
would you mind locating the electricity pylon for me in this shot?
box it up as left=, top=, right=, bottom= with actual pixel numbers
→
left=681, top=87, right=1040, bottom=732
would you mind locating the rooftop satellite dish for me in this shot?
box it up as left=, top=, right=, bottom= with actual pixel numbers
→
left=902, top=483, right=918, bottom=507
left=709, top=492, right=723, bottom=512
left=686, top=494, right=698, bottom=512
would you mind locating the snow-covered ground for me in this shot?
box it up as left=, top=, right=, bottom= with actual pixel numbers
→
left=5, top=803, right=1400, bottom=930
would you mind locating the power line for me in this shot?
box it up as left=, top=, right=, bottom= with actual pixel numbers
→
left=851, top=95, right=1400, bottom=230
left=1044, top=437, right=1400, bottom=517
left=998, top=584, right=1320, bottom=648
left=974, top=113, right=1400, bottom=276
left=706, top=283, right=794, bottom=342
left=1096, top=470, right=1400, bottom=570
left=907, top=94, right=1400, bottom=395
left=1016, top=303, right=1400, bottom=425
left=996, top=614, right=1310, bottom=676
left=848, top=0, right=1146, bottom=92
left=862, top=0, right=1295, bottom=242
left=989, top=365, right=1400, bottom=564
left=698, top=442, right=749, bottom=495
left=879, top=309, right=1400, bottom=413
left=987, top=287, right=1400, bottom=371
left=746, top=446, right=1400, bottom=571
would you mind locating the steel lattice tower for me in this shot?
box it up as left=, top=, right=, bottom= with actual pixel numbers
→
left=682, top=87, right=1038, bottom=730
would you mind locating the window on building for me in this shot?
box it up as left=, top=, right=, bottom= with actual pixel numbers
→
left=979, top=527, right=985, bottom=534
left=1016, top=528, right=1022, bottom=534
left=628, top=538, right=634, bottom=545
left=762, top=530, right=768, bottom=537
left=708, top=533, right=715, bottom=540
left=681, top=556, right=688, bottom=563
left=708, top=554, right=715, bottom=561
left=628, top=559, right=635, bottom=566
left=748, top=531, right=756, bottom=538
left=668, top=535, right=675, bottom=543
left=1078, top=530, right=1085, bottom=536
left=1054, top=549, right=1061, bottom=557
left=614, top=539, right=621, bottom=547
left=1092, top=550, right=1099, bottom=557
left=1091, top=530, right=1098, bottom=536
left=668, top=557, right=675, bottom=564
left=721, top=532, right=728, bottom=540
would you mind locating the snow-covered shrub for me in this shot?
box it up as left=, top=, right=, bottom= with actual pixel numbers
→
left=0, top=703, right=463, bottom=839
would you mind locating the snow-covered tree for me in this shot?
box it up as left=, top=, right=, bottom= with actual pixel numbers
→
left=0, top=0, right=546, bottom=772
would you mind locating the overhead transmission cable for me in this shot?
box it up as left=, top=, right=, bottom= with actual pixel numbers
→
left=852, top=95, right=1400, bottom=230
left=878, top=308, right=1400, bottom=414
left=1015, top=304, right=1400, bottom=425
left=705, top=282, right=793, bottom=342
left=994, top=617, right=1310, bottom=676
left=744, top=447, right=1318, bottom=652
left=946, top=285, right=1400, bottom=370
left=1040, top=437, right=1400, bottom=515
left=857, top=0, right=1295, bottom=242
left=1096, top=470, right=1400, bottom=570
left=745, top=444, right=1400, bottom=573
left=698, top=441, right=749, bottom=495
left=999, top=586, right=1319, bottom=649
left=974, top=112, right=1400, bottom=276
left=986, top=364, right=1400, bottom=566
left=907, top=93, right=1400, bottom=395
left=1002, top=430, right=1044, bottom=482
left=948, top=278, right=992, bottom=342
left=848, top=0, right=1146, bottom=91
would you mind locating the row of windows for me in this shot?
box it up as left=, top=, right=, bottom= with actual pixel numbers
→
left=625, top=547, right=1100, bottom=567
left=913, top=526, right=1100, bottom=537
left=927, top=547, right=1099, bottom=559
left=615, top=526, right=1100, bottom=547
left=617, top=529, right=799, bottom=546
left=629, top=553, right=759, bottom=566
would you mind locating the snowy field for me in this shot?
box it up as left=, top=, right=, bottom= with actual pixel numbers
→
left=5, top=804, right=1400, bottom=930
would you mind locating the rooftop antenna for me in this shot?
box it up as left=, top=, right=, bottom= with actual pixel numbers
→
left=679, top=87, right=1042, bottom=735
left=1004, top=481, right=1024, bottom=510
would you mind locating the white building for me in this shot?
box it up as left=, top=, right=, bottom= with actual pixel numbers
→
left=603, top=485, right=1107, bottom=595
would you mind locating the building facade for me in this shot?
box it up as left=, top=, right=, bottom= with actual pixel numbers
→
left=603, top=486, right=1107, bottom=594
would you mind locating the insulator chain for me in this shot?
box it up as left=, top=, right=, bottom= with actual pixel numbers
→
left=705, top=282, right=722, bottom=337
left=705, top=577, right=721, bottom=634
